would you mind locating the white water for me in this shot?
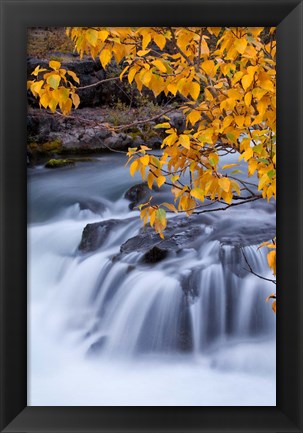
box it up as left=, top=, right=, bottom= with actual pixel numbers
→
left=28, top=155, right=276, bottom=406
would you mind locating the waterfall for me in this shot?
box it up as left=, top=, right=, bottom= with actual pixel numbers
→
left=28, top=155, right=276, bottom=406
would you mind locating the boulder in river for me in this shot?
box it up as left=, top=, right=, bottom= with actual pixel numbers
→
left=78, top=218, right=135, bottom=253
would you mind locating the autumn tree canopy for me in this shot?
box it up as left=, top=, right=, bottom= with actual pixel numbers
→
left=27, top=27, right=276, bottom=309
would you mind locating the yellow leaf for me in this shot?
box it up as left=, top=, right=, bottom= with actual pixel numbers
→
left=30, top=80, right=44, bottom=96
left=222, top=163, right=238, bottom=170
left=61, top=98, right=72, bottom=116
left=258, top=241, right=270, bottom=250
left=164, top=132, right=178, bottom=146
left=257, top=98, right=268, bottom=116
left=234, top=37, right=247, bottom=54
left=202, top=60, right=215, bottom=77
left=147, top=172, right=154, bottom=189
left=189, top=82, right=200, bottom=100
left=209, top=27, right=221, bottom=37
left=179, top=134, right=191, bottom=150
left=272, top=300, right=276, bottom=314
left=130, top=160, right=139, bottom=176
left=128, top=66, right=138, bottom=84
left=187, top=110, right=201, bottom=126
left=235, top=115, right=245, bottom=128
left=150, top=209, right=156, bottom=226
left=119, top=65, right=129, bottom=80
left=231, top=180, right=240, bottom=195
left=232, top=71, right=244, bottom=85
left=241, top=73, right=254, bottom=91
left=98, top=30, right=109, bottom=42
left=222, top=116, right=234, bottom=130
left=39, top=92, right=51, bottom=108
left=162, top=202, right=178, bottom=213
left=137, top=49, right=151, bottom=57
left=252, top=87, right=267, bottom=100
left=259, top=79, right=275, bottom=92
left=86, top=29, right=99, bottom=47
left=218, top=177, right=231, bottom=193
left=221, top=190, right=233, bottom=204
left=46, top=74, right=61, bottom=90
left=155, top=122, right=171, bottom=129
left=156, top=175, right=166, bottom=187
left=258, top=173, right=269, bottom=190
left=167, top=82, right=178, bottom=96
left=100, top=48, right=112, bottom=69
left=244, top=92, right=252, bottom=107
left=32, top=65, right=47, bottom=76
left=140, top=155, right=149, bottom=166
left=155, top=208, right=166, bottom=226
left=49, top=60, right=61, bottom=70
left=71, top=92, right=80, bottom=108
left=152, top=59, right=167, bottom=73
left=267, top=250, right=276, bottom=275
left=239, top=147, right=253, bottom=161
left=248, top=158, right=258, bottom=176
left=141, top=70, right=153, bottom=86
left=113, top=44, right=126, bottom=64
left=154, top=33, right=166, bottom=50
left=142, top=32, right=151, bottom=50
left=67, top=70, right=80, bottom=84
left=54, top=87, right=69, bottom=103
left=190, top=188, right=205, bottom=202
left=48, top=98, right=58, bottom=113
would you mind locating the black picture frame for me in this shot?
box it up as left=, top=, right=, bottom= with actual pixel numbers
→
left=0, top=0, right=302, bottom=432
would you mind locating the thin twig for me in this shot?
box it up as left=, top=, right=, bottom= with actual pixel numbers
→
left=77, top=76, right=120, bottom=90
left=241, top=248, right=276, bottom=284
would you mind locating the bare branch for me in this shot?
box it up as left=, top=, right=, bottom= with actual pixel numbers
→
left=77, top=76, right=120, bottom=90
left=241, top=248, right=276, bottom=285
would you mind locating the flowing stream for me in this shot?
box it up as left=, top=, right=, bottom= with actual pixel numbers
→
left=28, top=154, right=276, bottom=406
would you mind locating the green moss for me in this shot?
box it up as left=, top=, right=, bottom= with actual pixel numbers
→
left=50, top=55, right=63, bottom=62
left=40, top=139, right=62, bottom=152
left=45, top=158, right=75, bottom=168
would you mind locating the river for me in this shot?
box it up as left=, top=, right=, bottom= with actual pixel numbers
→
left=27, top=154, right=276, bottom=406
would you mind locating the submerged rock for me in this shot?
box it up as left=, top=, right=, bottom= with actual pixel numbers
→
left=124, top=182, right=151, bottom=210
left=78, top=218, right=135, bottom=253
left=142, top=245, right=169, bottom=264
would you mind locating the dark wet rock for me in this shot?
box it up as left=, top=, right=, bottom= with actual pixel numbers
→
left=124, top=182, right=150, bottom=210
left=120, top=214, right=210, bottom=256
left=78, top=199, right=106, bottom=215
left=142, top=246, right=169, bottom=264
left=181, top=269, right=201, bottom=300
left=103, top=133, right=133, bottom=151
left=124, top=182, right=169, bottom=210
left=209, top=216, right=276, bottom=247
left=177, top=297, right=193, bottom=352
left=168, top=112, right=186, bottom=134
left=78, top=218, right=135, bottom=253
left=219, top=244, right=247, bottom=278
left=120, top=202, right=275, bottom=260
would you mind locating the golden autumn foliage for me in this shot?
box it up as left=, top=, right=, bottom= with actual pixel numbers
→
left=28, top=27, right=277, bottom=303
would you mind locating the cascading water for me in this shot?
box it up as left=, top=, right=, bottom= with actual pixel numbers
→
left=28, top=155, right=276, bottom=406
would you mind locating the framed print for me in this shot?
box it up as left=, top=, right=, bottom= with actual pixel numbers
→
left=0, top=0, right=302, bottom=432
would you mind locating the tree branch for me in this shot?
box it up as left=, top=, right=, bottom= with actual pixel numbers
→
left=241, top=248, right=276, bottom=284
